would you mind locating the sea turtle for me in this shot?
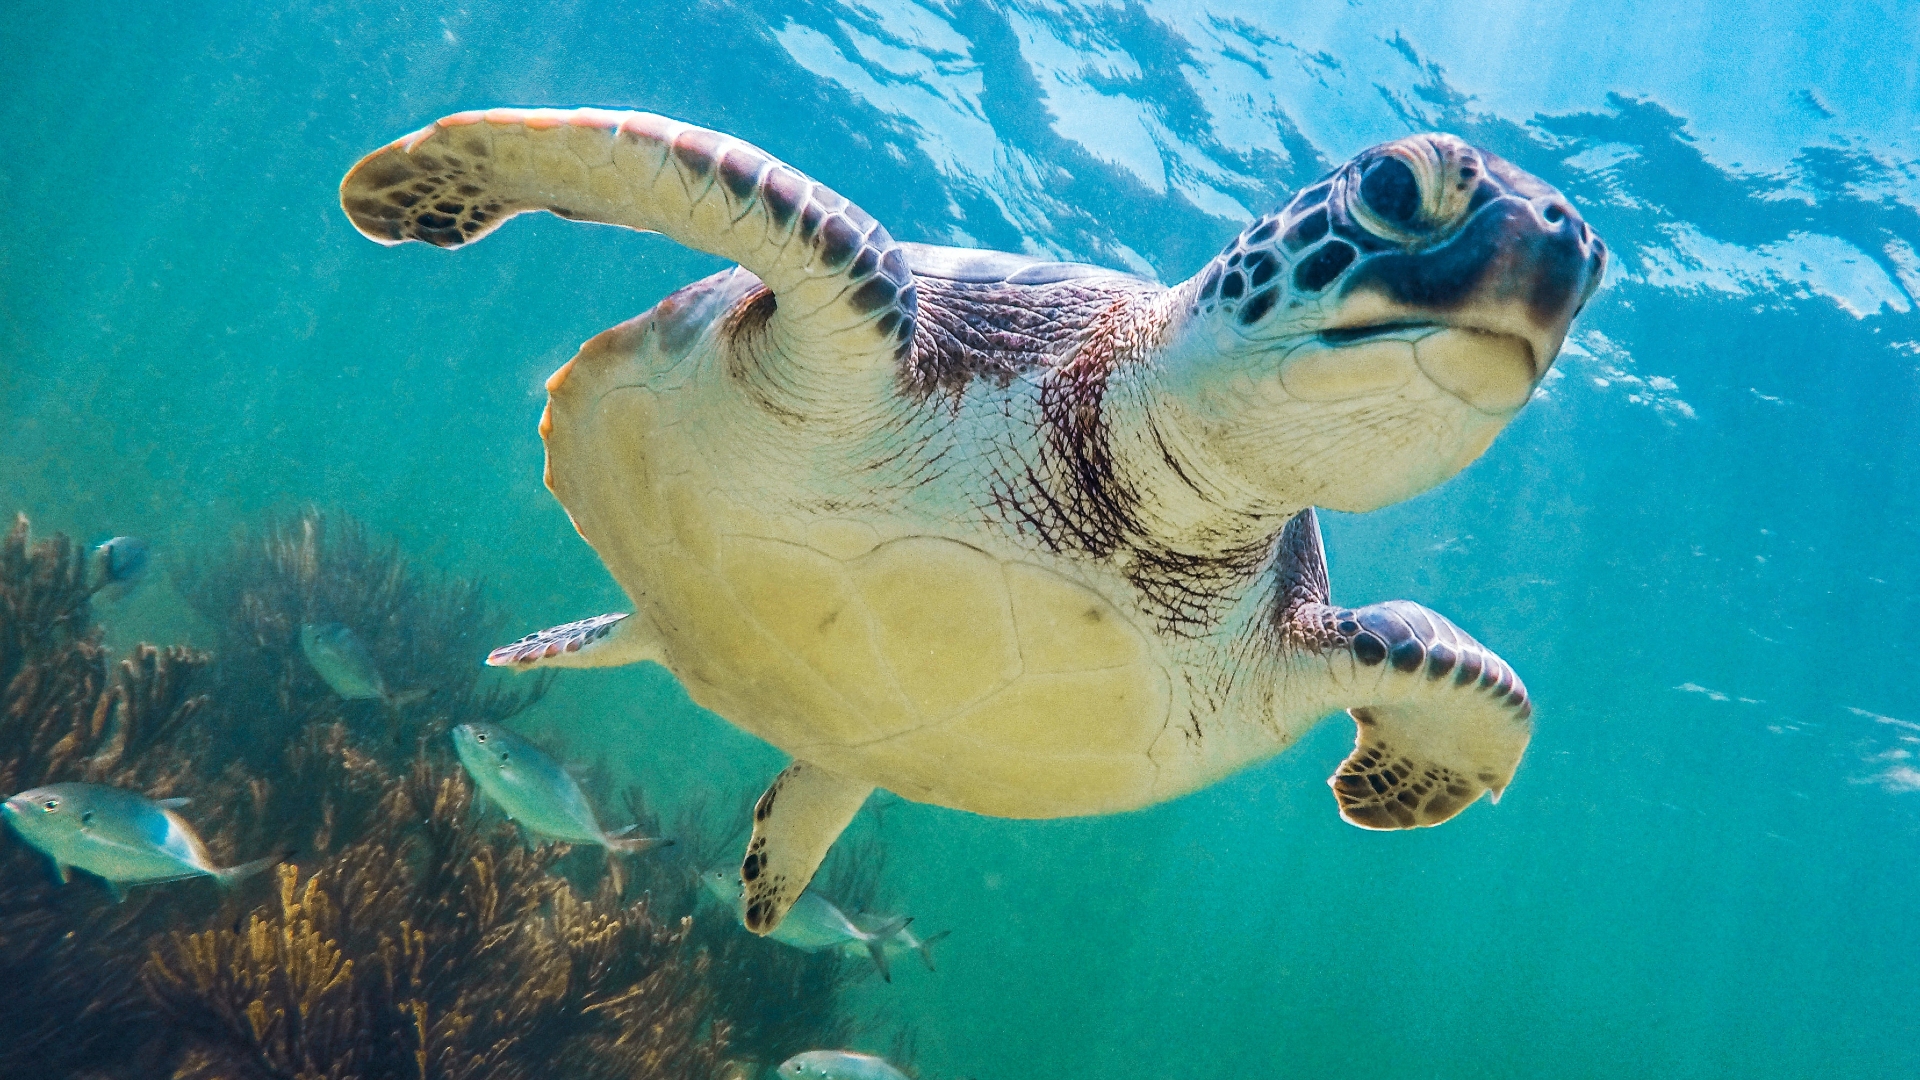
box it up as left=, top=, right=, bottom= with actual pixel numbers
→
left=340, top=108, right=1604, bottom=934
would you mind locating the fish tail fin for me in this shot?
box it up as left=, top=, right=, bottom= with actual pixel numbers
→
left=915, top=929, right=952, bottom=971
left=860, top=915, right=912, bottom=983
left=217, top=848, right=294, bottom=888
left=604, top=833, right=672, bottom=897
left=605, top=832, right=672, bottom=857
left=387, top=688, right=430, bottom=707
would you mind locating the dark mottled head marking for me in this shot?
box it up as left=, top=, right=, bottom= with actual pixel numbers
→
left=1283, top=208, right=1327, bottom=252
left=1238, top=289, right=1277, bottom=326
left=1293, top=241, right=1355, bottom=292
left=1247, top=251, right=1278, bottom=288
left=1293, top=182, right=1330, bottom=211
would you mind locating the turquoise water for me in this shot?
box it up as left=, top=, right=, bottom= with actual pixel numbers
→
left=5, top=1, right=1919, bottom=1076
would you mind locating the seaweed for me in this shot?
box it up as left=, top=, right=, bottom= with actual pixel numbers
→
left=0, top=509, right=890, bottom=1079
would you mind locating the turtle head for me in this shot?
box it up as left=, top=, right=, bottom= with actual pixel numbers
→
left=1162, top=133, right=1605, bottom=513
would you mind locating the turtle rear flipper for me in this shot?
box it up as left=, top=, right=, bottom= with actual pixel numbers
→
left=1269, top=509, right=1533, bottom=828
left=340, top=108, right=916, bottom=379
left=486, top=612, right=660, bottom=669
left=740, top=761, right=873, bottom=936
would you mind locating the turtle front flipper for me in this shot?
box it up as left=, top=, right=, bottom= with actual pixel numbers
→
left=740, top=761, right=873, bottom=935
left=485, top=612, right=662, bottom=670
left=1269, top=509, right=1534, bottom=828
left=340, top=108, right=915, bottom=378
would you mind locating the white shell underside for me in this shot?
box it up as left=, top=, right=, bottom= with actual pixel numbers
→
left=543, top=305, right=1236, bottom=820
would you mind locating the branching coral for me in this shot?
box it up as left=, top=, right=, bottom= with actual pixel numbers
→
left=0, top=509, right=891, bottom=1080
left=0, top=517, right=215, bottom=1077
left=149, top=765, right=728, bottom=1080
left=176, top=508, right=548, bottom=774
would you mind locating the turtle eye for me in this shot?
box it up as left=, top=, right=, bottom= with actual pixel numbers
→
left=1359, top=157, right=1421, bottom=227
left=42, top=798, right=58, bottom=812
left=81, top=811, right=94, bottom=826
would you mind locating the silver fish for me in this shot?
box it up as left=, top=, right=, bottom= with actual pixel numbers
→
left=88, top=535, right=151, bottom=600
left=778, top=1050, right=911, bottom=1080
left=452, top=722, right=668, bottom=891
left=846, top=912, right=950, bottom=972
left=701, top=869, right=911, bottom=981
left=1, top=782, right=278, bottom=899
left=93, top=536, right=150, bottom=584
left=300, top=622, right=422, bottom=705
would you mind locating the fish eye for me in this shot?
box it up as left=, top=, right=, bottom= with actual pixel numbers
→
left=475, top=733, right=487, bottom=742
left=81, top=811, right=94, bottom=825
left=41, top=798, right=58, bottom=812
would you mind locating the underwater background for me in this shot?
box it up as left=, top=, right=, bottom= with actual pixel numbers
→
left=4, top=0, right=1919, bottom=1076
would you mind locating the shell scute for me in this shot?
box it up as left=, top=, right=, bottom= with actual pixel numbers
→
left=716, top=534, right=915, bottom=727
left=944, top=669, right=1166, bottom=758
left=848, top=538, right=1022, bottom=721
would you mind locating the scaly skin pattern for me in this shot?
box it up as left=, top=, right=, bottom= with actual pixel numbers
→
left=343, top=109, right=1605, bottom=826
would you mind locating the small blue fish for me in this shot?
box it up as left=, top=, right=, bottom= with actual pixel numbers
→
left=452, top=722, right=668, bottom=890
left=90, top=536, right=150, bottom=596
left=701, top=869, right=911, bottom=981
left=778, top=1050, right=911, bottom=1080
left=1, top=782, right=279, bottom=900
left=300, top=623, right=424, bottom=705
